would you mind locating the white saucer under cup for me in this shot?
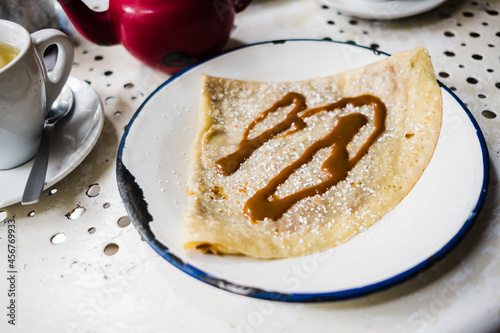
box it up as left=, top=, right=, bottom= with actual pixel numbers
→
left=0, top=77, right=104, bottom=208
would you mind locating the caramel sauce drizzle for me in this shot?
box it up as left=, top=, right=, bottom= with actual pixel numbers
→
left=215, top=92, right=308, bottom=176
left=215, top=93, right=387, bottom=222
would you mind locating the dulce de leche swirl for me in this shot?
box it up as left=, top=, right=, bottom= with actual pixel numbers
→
left=215, top=93, right=387, bottom=222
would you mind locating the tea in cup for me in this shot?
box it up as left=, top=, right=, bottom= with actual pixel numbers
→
left=0, top=41, right=19, bottom=69
left=0, top=19, right=74, bottom=170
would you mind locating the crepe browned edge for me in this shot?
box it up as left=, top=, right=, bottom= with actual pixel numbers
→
left=182, top=47, right=442, bottom=258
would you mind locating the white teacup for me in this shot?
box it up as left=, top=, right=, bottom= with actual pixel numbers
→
left=0, top=19, right=74, bottom=170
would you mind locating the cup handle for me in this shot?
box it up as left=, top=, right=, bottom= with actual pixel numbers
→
left=30, top=29, right=74, bottom=112
left=233, top=0, right=253, bottom=13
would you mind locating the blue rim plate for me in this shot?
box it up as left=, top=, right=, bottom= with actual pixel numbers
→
left=318, top=0, right=448, bottom=20
left=116, top=39, right=489, bottom=302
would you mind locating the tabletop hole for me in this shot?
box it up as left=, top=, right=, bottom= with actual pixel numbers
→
left=28, top=211, right=35, bottom=217
left=487, top=68, right=494, bottom=73
left=103, top=203, right=111, bottom=209
left=117, top=216, right=131, bottom=228
left=486, top=10, right=498, bottom=16
left=0, top=210, right=7, bottom=223
left=495, top=82, right=500, bottom=89
left=86, top=183, right=101, bottom=197
left=478, top=94, right=486, bottom=99
left=50, top=233, right=67, bottom=245
left=94, top=55, right=103, bottom=61
left=88, top=227, right=96, bottom=234
left=440, top=12, right=451, bottom=19
left=482, top=22, right=488, bottom=26
left=327, top=20, right=334, bottom=25
left=105, top=96, right=117, bottom=105
left=321, top=5, right=329, bottom=9
left=469, top=32, right=480, bottom=38
left=444, top=51, right=455, bottom=56
left=462, top=11, right=474, bottom=17
left=444, top=31, right=455, bottom=37
left=466, top=77, right=478, bottom=84
left=439, top=72, right=450, bottom=78
left=66, top=205, right=86, bottom=220
left=124, top=83, right=135, bottom=89
left=349, top=20, right=358, bottom=25
left=104, top=70, right=113, bottom=76
left=104, top=243, right=119, bottom=256
left=482, top=110, right=496, bottom=119
left=370, top=43, right=380, bottom=50
left=496, top=32, right=500, bottom=38
left=472, top=54, right=483, bottom=60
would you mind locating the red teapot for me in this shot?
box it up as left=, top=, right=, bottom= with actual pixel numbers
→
left=57, top=0, right=253, bottom=74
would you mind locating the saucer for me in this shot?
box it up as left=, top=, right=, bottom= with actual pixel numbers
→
left=0, top=77, right=104, bottom=208
left=319, top=0, right=447, bottom=20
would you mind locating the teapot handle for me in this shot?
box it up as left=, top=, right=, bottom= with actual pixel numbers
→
left=233, top=0, right=253, bottom=13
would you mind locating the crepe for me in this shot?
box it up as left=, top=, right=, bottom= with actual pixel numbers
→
left=182, top=47, right=442, bottom=258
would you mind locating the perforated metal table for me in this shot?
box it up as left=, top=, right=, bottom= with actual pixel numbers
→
left=1, top=0, right=499, bottom=332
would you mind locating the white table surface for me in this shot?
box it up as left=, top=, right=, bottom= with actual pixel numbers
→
left=1, top=0, right=499, bottom=332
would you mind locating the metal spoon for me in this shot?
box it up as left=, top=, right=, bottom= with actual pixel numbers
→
left=22, top=85, right=74, bottom=205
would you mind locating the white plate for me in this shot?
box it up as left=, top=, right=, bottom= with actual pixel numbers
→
left=319, top=0, right=447, bottom=20
left=0, top=77, right=104, bottom=208
left=117, top=40, right=488, bottom=302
